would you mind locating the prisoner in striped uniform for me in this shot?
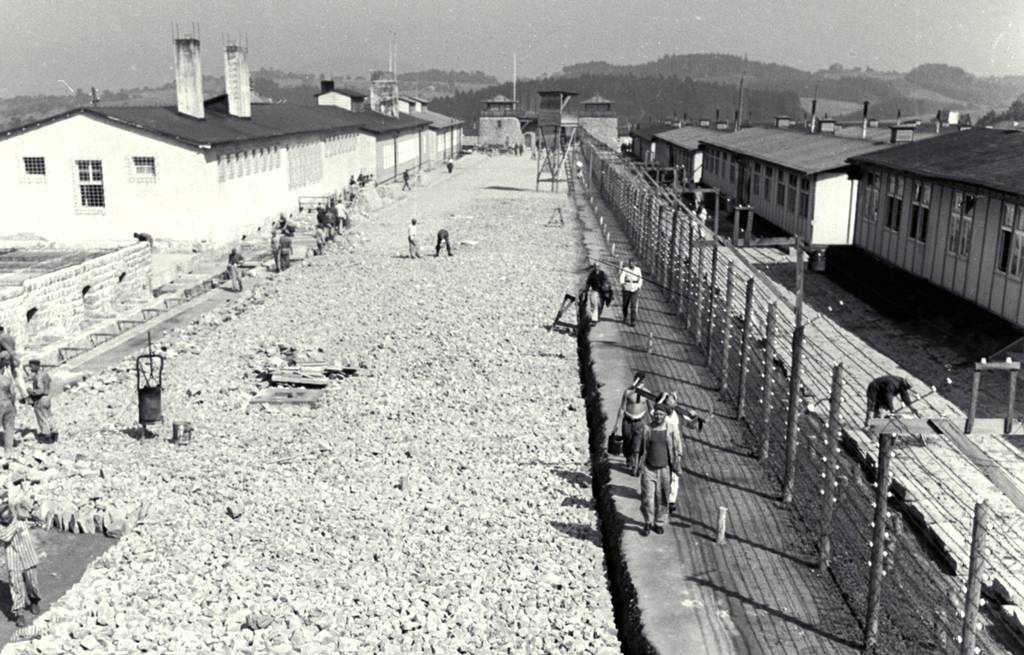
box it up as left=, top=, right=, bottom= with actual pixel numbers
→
left=0, top=505, right=41, bottom=626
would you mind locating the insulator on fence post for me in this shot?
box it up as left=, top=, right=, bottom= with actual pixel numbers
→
left=610, top=243, right=616, bottom=257
left=647, top=332, right=654, bottom=354
left=716, top=506, right=729, bottom=544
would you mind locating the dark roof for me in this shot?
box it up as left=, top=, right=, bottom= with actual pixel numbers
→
left=653, top=126, right=713, bottom=151
left=848, top=128, right=1024, bottom=198
left=538, top=90, right=579, bottom=97
left=414, top=108, right=463, bottom=130
left=315, top=87, right=366, bottom=100
left=699, top=127, right=894, bottom=174
left=0, top=102, right=428, bottom=148
left=631, top=123, right=676, bottom=141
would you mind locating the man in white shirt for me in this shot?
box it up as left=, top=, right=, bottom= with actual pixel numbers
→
left=619, top=260, right=643, bottom=326
left=407, top=218, right=421, bottom=259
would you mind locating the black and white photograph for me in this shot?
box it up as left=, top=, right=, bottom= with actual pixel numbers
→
left=0, top=1, right=1023, bottom=652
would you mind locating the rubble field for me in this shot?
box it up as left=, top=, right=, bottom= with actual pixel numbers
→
left=3, top=157, right=619, bottom=654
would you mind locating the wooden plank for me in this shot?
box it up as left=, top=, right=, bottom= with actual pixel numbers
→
left=269, top=374, right=330, bottom=388
left=975, top=361, right=1021, bottom=371
left=866, top=417, right=938, bottom=434
left=250, top=388, right=324, bottom=406
left=931, top=418, right=1024, bottom=512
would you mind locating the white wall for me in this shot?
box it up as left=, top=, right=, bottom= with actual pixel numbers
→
left=810, top=172, right=858, bottom=245
left=0, top=113, right=213, bottom=243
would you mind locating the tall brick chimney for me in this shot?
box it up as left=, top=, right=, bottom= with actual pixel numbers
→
left=174, top=38, right=204, bottom=120
left=370, top=70, right=399, bottom=118
left=224, top=44, right=252, bottom=119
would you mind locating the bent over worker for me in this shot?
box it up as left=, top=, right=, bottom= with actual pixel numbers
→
left=865, top=374, right=920, bottom=424
left=631, top=404, right=682, bottom=537
left=610, top=372, right=650, bottom=457
left=435, top=229, right=453, bottom=257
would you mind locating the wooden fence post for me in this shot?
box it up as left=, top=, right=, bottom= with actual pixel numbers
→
left=960, top=501, right=990, bottom=655
left=736, top=279, right=756, bottom=418
left=782, top=325, right=806, bottom=504
left=966, top=369, right=980, bottom=434
left=794, top=241, right=805, bottom=329
left=669, top=209, right=680, bottom=311
left=732, top=206, right=741, bottom=245
left=1007, top=368, right=1018, bottom=435
left=864, top=432, right=896, bottom=651
left=759, top=303, right=778, bottom=461
left=719, top=262, right=735, bottom=390
left=818, top=364, right=844, bottom=570
left=744, top=207, right=755, bottom=248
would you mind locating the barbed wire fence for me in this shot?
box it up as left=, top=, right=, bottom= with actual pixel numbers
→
left=576, top=135, right=1012, bottom=654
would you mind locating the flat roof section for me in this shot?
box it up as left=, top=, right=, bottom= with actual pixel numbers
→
left=0, top=248, right=116, bottom=288
left=699, top=126, right=893, bottom=175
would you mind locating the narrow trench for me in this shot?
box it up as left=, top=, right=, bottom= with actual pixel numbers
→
left=567, top=198, right=657, bottom=655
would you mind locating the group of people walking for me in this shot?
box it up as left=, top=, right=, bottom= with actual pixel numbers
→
left=610, top=372, right=706, bottom=537
left=583, top=260, right=643, bottom=326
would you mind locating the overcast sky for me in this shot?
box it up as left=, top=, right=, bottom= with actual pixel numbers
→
left=1, top=0, right=1022, bottom=97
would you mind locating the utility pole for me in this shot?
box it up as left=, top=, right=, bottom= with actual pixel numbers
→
left=513, top=53, right=517, bottom=107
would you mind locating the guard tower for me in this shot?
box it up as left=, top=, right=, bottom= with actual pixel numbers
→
left=536, top=89, right=578, bottom=192
left=478, top=95, right=523, bottom=148
left=578, top=95, right=618, bottom=149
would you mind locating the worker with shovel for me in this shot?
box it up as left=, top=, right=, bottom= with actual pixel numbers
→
left=865, top=374, right=921, bottom=425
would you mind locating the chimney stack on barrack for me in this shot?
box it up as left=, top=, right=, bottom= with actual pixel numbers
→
left=174, top=35, right=204, bottom=120
left=861, top=100, right=870, bottom=140
left=224, top=42, right=252, bottom=119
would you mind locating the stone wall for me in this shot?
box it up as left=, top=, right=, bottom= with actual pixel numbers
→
left=580, top=118, right=618, bottom=151
left=0, top=243, right=152, bottom=349
left=478, top=116, right=524, bottom=148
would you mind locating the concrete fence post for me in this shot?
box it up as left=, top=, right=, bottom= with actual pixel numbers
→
left=719, top=262, right=735, bottom=390
left=705, top=246, right=719, bottom=355
left=782, top=325, right=806, bottom=503
left=864, top=432, right=896, bottom=651
left=818, top=363, right=844, bottom=570
left=736, top=278, right=756, bottom=418
left=759, top=303, right=778, bottom=461
left=960, top=501, right=991, bottom=655
left=695, top=242, right=705, bottom=344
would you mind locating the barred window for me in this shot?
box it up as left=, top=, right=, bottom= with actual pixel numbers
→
left=23, top=157, right=46, bottom=177
left=132, top=156, right=156, bottom=177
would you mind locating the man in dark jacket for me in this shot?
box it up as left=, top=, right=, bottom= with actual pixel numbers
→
left=865, top=375, right=919, bottom=424
left=583, top=264, right=614, bottom=323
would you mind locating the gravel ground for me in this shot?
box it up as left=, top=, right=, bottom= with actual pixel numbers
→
left=2, top=156, right=619, bottom=654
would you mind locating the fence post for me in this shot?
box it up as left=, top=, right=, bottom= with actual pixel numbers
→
left=818, top=363, right=844, bottom=570
left=960, top=501, right=991, bottom=655
left=966, top=369, right=980, bottom=434
left=1007, top=368, right=1018, bottom=435
left=759, top=303, right=778, bottom=460
left=864, top=432, right=896, bottom=652
left=782, top=325, right=806, bottom=504
left=736, top=279, right=756, bottom=418
left=695, top=241, right=705, bottom=343
left=669, top=209, right=680, bottom=311
left=705, top=247, right=719, bottom=354
left=719, top=262, right=735, bottom=390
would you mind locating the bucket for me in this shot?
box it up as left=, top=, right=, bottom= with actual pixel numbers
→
left=172, top=421, right=193, bottom=445
left=138, top=386, right=162, bottom=424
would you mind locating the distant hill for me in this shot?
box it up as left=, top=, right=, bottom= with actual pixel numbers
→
left=428, top=73, right=804, bottom=134
left=560, top=54, right=1023, bottom=121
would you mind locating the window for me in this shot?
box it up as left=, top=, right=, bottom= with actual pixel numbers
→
left=947, top=190, right=976, bottom=257
left=776, top=171, right=786, bottom=207
left=75, top=160, right=105, bottom=207
left=997, top=204, right=1024, bottom=277
left=23, top=157, right=46, bottom=177
left=132, top=156, right=156, bottom=177
left=764, top=167, right=773, bottom=200
left=753, top=163, right=762, bottom=197
left=798, top=178, right=810, bottom=218
left=863, top=171, right=880, bottom=222
left=885, top=176, right=904, bottom=231
left=909, top=181, right=931, bottom=242
left=729, top=157, right=737, bottom=183
left=787, top=173, right=797, bottom=212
